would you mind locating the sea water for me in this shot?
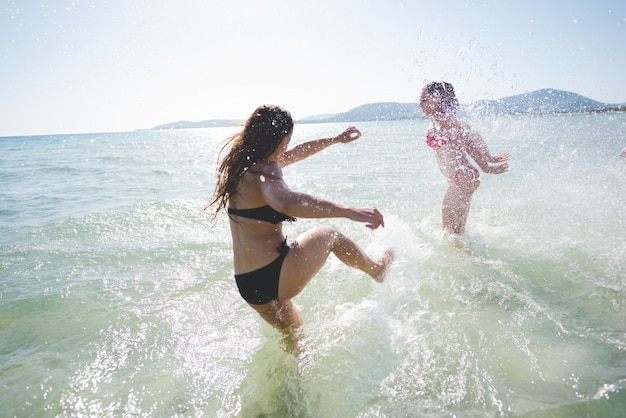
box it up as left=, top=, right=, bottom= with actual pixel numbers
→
left=1, top=113, right=625, bottom=417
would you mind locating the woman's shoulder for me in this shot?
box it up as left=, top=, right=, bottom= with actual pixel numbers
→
left=248, top=160, right=283, bottom=180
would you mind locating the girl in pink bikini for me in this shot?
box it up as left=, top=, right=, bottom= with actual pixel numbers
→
left=419, top=82, right=511, bottom=235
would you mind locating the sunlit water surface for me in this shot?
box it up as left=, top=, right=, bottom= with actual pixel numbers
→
left=1, top=114, right=625, bottom=417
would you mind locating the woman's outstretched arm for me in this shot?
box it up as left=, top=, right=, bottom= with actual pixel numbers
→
left=257, top=162, right=385, bottom=229
left=465, top=130, right=510, bottom=174
left=278, top=127, right=361, bottom=167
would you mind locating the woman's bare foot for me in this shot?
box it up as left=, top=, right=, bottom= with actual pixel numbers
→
left=370, top=249, right=394, bottom=283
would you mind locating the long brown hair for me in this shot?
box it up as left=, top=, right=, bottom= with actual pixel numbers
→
left=206, top=105, right=294, bottom=215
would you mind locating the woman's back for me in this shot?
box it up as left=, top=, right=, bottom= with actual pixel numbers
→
left=228, top=164, right=288, bottom=274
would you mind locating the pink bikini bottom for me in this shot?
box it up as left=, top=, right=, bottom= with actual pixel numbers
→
left=449, top=165, right=479, bottom=186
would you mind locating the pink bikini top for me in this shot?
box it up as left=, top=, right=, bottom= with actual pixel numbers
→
left=426, top=135, right=449, bottom=150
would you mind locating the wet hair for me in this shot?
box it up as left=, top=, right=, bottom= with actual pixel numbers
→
left=207, top=105, right=294, bottom=215
left=423, top=82, right=459, bottom=115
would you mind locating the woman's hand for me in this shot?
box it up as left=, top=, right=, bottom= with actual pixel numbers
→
left=482, top=153, right=510, bottom=174
left=334, top=127, right=362, bottom=143
left=350, top=207, right=385, bottom=230
left=492, top=153, right=511, bottom=163
left=488, top=163, right=509, bottom=174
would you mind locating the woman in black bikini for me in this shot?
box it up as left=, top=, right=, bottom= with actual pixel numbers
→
left=207, top=105, right=394, bottom=350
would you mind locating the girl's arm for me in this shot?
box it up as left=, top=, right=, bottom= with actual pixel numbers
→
left=465, top=129, right=510, bottom=174
left=277, top=127, right=361, bottom=167
left=258, top=165, right=384, bottom=229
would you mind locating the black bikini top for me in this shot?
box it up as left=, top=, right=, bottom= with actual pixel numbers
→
left=227, top=205, right=296, bottom=224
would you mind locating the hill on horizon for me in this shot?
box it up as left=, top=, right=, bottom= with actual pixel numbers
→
left=151, top=119, right=238, bottom=130
left=299, top=102, right=422, bottom=123
left=470, top=88, right=615, bottom=115
left=150, top=89, right=625, bottom=130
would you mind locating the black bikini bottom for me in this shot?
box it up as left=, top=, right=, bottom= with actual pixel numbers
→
left=234, top=240, right=289, bottom=305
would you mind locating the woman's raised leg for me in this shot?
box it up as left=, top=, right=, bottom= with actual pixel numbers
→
left=278, top=226, right=393, bottom=301
left=249, top=226, right=393, bottom=353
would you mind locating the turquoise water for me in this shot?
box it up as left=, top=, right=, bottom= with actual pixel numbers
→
left=1, top=114, right=625, bottom=417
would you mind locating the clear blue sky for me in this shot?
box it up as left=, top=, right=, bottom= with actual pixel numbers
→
left=1, top=0, right=625, bottom=136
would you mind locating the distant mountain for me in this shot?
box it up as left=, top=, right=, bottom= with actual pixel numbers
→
left=150, top=89, right=624, bottom=129
left=152, top=119, right=241, bottom=130
left=470, top=89, right=614, bottom=115
left=298, top=113, right=340, bottom=123
left=299, top=102, right=422, bottom=123
left=298, top=89, right=623, bottom=124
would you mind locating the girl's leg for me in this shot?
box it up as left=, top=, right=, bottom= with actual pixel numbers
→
left=442, top=186, right=472, bottom=235
left=278, top=226, right=393, bottom=301
left=442, top=170, right=480, bottom=235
